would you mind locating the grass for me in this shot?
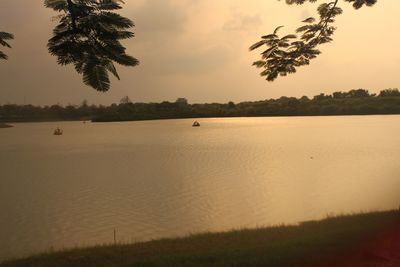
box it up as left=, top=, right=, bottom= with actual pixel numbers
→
left=1, top=210, right=399, bottom=267
left=0, top=123, right=12, bottom=128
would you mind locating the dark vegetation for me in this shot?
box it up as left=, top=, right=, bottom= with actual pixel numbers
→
left=45, top=0, right=139, bottom=92
left=1, top=0, right=386, bottom=89
left=0, top=31, right=14, bottom=60
left=1, top=88, right=400, bottom=123
left=251, top=0, right=378, bottom=81
left=0, top=1, right=385, bottom=88
left=1, top=210, right=399, bottom=267
left=1, top=0, right=137, bottom=91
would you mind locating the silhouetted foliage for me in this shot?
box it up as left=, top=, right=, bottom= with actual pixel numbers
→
left=379, top=88, right=400, bottom=97
left=45, top=0, right=139, bottom=92
left=120, top=96, right=132, bottom=104
left=0, top=31, right=14, bottom=60
left=250, top=0, right=377, bottom=81
left=228, top=101, right=236, bottom=109
left=1, top=89, right=400, bottom=123
left=175, top=98, right=189, bottom=107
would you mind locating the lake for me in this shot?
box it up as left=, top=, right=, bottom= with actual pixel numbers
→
left=0, top=116, right=399, bottom=260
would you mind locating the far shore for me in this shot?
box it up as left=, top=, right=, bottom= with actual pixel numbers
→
left=1, top=92, right=400, bottom=123
left=1, top=113, right=400, bottom=125
left=0, top=123, right=12, bottom=128
left=1, top=210, right=399, bottom=267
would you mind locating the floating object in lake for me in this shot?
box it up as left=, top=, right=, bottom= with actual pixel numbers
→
left=54, top=128, right=63, bottom=136
left=192, top=121, right=200, bottom=127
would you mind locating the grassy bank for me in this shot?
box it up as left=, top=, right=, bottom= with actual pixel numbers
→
left=1, top=210, right=399, bottom=267
left=0, top=123, right=12, bottom=128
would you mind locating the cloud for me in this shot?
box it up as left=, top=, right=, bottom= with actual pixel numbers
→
left=300, top=9, right=313, bottom=20
left=128, top=0, right=188, bottom=45
left=142, top=44, right=234, bottom=76
left=124, top=0, right=237, bottom=77
left=223, top=13, right=263, bottom=32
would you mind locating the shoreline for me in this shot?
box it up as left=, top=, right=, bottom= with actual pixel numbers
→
left=0, top=123, right=12, bottom=128
left=91, top=113, right=400, bottom=123
left=2, top=113, right=400, bottom=124
left=1, top=210, right=399, bottom=267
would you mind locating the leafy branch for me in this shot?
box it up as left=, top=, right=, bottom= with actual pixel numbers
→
left=0, top=31, right=14, bottom=60
left=45, top=0, right=139, bottom=92
left=250, top=0, right=377, bottom=81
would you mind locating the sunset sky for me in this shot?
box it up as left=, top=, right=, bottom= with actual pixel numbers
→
left=0, top=0, right=399, bottom=105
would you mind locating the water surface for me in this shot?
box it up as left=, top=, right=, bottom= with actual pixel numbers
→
left=0, top=116, right=399, bottom=260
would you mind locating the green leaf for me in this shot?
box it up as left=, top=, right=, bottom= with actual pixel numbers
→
left=249, top=40, right=266, bottom=51
left=302, top=17, right=316, bottom=23
left=83, top=62, right=111, bottom=92
left=0, top=51, right=7, bottom=60
left=0, top=31, right=14, bottom=60
left=105, top=61, right=120, bottom=80
left=46, top=0, right=139, bottom=91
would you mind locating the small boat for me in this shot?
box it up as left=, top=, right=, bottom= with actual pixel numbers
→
left=54, top=128, right=63, bottom=135
left=192, top=121, right=200, bottom=127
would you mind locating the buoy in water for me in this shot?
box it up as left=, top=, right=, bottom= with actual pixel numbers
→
left=54, top=128, right=63, bottom=135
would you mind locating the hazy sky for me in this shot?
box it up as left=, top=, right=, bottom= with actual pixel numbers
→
left=0, top=0, right=399, bottom=105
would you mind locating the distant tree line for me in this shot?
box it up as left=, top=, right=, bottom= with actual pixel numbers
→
left=1, top=88, right=400, bottom=123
